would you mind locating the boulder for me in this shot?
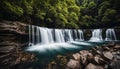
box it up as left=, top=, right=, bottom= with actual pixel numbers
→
left=103, top=51, right=113, bottom=60
left=85, top=63, right=104, bottom=69
left=85, top=63, right=96, bottom=69
left=93, top=55, right=106, bottom=65
left=79, top=50, right=89, bottom=55
left=103, top=47, right=110, bottom=51
left=108, top=60, right=120, bottom=69
left=113, top=55, right=120, bottom=60
left=67, top=59, right=80, bottom=69
left=79, top=50, right=90, bottom=65
left=80, top=55, right=88, bottom=65
left=108, top=42, right=116, bottom=47
left=73, top=53, right=81, bottom=60
left=96, top=50, right=102, bottom=55
left=113, top=45, right=120, bottom=49
left=87, top=53, right=94, bottom=61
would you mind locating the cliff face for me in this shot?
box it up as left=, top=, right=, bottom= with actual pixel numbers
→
left=0, top=21, right=35, bottom=69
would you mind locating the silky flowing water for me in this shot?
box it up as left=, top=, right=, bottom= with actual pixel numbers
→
left=25, top=25, right=118, bottom=66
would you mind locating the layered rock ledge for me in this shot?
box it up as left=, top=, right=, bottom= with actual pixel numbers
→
left=0, top=21, right=36, bottom=69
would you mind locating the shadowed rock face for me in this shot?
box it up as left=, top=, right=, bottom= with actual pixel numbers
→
left=0, top=21, right=35, bottom=69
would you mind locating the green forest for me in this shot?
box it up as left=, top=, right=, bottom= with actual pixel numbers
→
left=0, top=0, right=120, bottom=29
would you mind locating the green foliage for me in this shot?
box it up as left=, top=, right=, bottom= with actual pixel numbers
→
left=0, top=0, right=120, bottom=28
left=3, top=1, right=23, bottom=16
left=88, top=1, right=96, bottom=9
left=101, top=9, right=116, bottom=23
left=22, top=0, right=34, bottom=15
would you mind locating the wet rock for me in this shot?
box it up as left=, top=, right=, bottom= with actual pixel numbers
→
left=0, top=54, right=11, bottom=59
left=85, top=63, right=104, bottom=69
left=113, top=45, right=120, bottom=49
left=103, top=47, right=110, bottom=51
left=96, top=50, right=102, bottom=55
left=0, top=21, right=32, bottom=69
left=0, top=46, right=14, bottom=53
left=108, top=60, right=120, bottom=69
left=67, top=59, right=80, bottom=69
left=112, top=51, right=120, bottom=55
left=103, top=51, right=113, bottom=60
left=73, top=53, right=81, bottom=60
left=87, top=53, right=94, bottom=61
left=93, top=55, right=106, bottom=65
left=80, top=55, right=88, bottom=65
left=113, top=55, right=120, bottom=60
left=79, top=50, right=89, bottom=55
left=107, top=42, right=116, bottom=47
left=85, top=63, right=96, bottom=69
left=97, top=66, right=104, bottom=69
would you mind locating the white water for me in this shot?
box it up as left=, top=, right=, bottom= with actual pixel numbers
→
left=105, top=29, right=117, bottom=41
left=89, top=29, right=103, bottom=42
left=55, top=29, right=65, bottom=43
left=64, top=29, right=74, bottom=42
left=78, top=30, right=84, bottom=41
left=28, top=26, right=86, bottom=46
left=27, top=25, right=118, bottom=54
left=28, top=25, right=118, bottom=46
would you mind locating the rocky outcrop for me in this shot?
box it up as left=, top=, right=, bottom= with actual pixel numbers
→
left=66, top=42, right=120, bottom=69
left=0, top=21, right=35, bottom=69
left=47, top=42, right=120, bottom=69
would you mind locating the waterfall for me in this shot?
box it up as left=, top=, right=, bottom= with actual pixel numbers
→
left=74, top=30, right=78, bottom=40
left=105, top=29, right=117, bottom=41
left=55, top=29, right=65, bottom=43
left=28, top=25, right=118, bottom=46
left=32, top=25, right=35, bottom=45
left=36, top=27, right=40, bottom=43
left=64, top=29, right=74, bottom=42
left=89, top=29, right=103, bottom=41
left=28, top=25, right=81, bottom=46
left=29, top=25, right=32, bottom=46
left=78, top=30, right=84, bottom=41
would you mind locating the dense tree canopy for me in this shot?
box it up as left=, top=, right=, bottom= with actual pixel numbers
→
left=0, top=0, right=120, bottom=28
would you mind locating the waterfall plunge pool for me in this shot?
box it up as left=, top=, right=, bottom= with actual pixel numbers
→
left=24, top=25, right=119, bottom=67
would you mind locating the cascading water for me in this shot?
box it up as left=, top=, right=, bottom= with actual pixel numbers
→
left=29, top=26, right=82, bottom=46
left=54, top=29, right=65, bottom=43
left=27, top=25, right=118, bottom=58
left=105, top=29, right=117, bottom=41
left=89, top=29, right=103, bottom=42
left=78, top=30, right=84, bottom=41
left=28, top=25, right=118, bottom=46
left=64, top=29, right=74, bottom=42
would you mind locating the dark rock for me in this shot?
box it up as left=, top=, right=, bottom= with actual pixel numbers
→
left=108, top=60, right=120, bottom=69
left=93, top=55, right=106, bottom=65
left=79, top=50, right=89, bottom=65
left=79, top=50, right=89, bottom=55
left=103, top=51, right=113, bottom=60
left=108, top=42, right=116, bottom=47
left=87, top=53, right=94, bottom=61
left=103, top=47, right=110, bottom=51
left=67, top=59, right=80, bottom=69
left=73, top=53, right=81, bottom=60
left=0, top=46, right=15, bottom=53
left=85, top=63, right=104, bottom=69
left=0, top=21, right=34, bottom=69
left=113, top=55, right=120, bottom=60
left=85, top=63, right=96, bottom=69
left=113, top=45, right=120, bottom=49
left=96, top=50, right=102, bottom=55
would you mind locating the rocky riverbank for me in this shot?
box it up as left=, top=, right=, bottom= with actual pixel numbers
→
left=48, top=42, right=120, bottom=69
left=0, top=21, right=36, bottom=69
